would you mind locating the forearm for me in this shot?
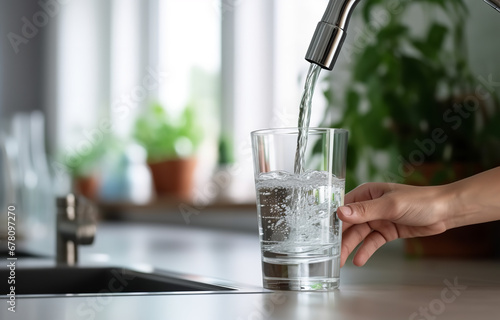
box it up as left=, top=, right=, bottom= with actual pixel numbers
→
left=445, top=167, right=500, bottom=229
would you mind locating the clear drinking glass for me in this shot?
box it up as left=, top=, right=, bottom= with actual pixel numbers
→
left=251, top=128, right=348, bottom=291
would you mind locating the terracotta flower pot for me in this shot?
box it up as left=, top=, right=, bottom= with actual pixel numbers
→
left=148, top=158, right=197, bottom=200
left=74, top=176, right=99, bottom=200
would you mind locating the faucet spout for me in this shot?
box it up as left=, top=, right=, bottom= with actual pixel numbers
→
left=305, top=0, right=361, bottom=70
left=307, top=0, right=500, bottom=71
left=485, top=0, right=500, bottom=12
left=320, top=0, right=361, bottom=29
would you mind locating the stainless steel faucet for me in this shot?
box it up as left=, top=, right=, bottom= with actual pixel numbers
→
left=306, top=0, right=499, bottom=71
left=56, top=194, right=97, bottom=266
left=485, top=0, right=500, bottom=12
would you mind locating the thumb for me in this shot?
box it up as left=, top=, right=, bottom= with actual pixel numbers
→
left=337, top=197, right=395, bottom=225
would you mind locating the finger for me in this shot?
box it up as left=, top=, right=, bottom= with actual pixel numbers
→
left=345, top=182, right=394, bottom=204
left=338, top=195, right=399, bottom=226
left=340, top=183, right=394, bottom=233
left=341, top=220, right=352, bottom=233
left=352, top=230, right=390, bottom=267
left=340, top=223, right=372, bottom=267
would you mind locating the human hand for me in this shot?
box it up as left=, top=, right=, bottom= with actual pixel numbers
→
left=337, top=183, right=452, bottom=267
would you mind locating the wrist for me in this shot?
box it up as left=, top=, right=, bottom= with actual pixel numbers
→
left=442, top=179, right=481, bottom=230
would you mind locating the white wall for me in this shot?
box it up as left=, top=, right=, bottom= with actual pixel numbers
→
left=0, top=0, right=45, bottom=118
left=466, top=0, right=500, bottom=78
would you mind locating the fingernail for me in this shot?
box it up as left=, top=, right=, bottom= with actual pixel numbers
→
left=340, top=206, right=353, bottom=216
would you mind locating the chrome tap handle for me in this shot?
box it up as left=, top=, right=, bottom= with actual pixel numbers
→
left=56, top=194, right=97, bottom=266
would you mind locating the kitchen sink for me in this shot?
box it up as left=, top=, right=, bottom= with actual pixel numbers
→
left=0, top=267, right=238, bottom=297
left=0, top=250, right=45, bottom=259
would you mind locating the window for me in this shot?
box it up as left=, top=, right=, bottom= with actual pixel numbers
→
left=50, top=0, right=331, bottom=203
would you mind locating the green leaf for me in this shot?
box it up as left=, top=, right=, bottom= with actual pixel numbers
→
left=322, top=86, right=334, bottom=106
left=427, top=23, right=448, bottom=51
left=361, top=0, right=385, bottom=23
left=346, top=90, right=361, bottom=112
left=353, top=45, right=380, bottom=81
left=133, top=102, right=202, bottom=162
left=411, top=40, right=433, bottom=58
left=376, top=25, right=408, bottom=44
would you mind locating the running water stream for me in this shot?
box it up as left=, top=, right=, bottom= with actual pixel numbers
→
left=294, top=64, right=322, bottom=174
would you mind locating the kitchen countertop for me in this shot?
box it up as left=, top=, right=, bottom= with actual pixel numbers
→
left=2, top=221, right=500, bottom=320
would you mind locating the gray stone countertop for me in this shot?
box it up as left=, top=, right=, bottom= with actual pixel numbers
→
left=1, top=221, right=500, bottom=320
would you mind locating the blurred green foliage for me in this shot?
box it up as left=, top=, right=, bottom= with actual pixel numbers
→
left=63, top=134, right=123, bottom=178
left=133, top=102, right=202, bottom=163
left=321, top=0, right=500, bottom=191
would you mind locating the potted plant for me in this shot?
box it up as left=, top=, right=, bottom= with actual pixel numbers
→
left=133, top=102, right=202, bottom=200
left=321, top=0, right=500, bottom=258
left=63, top=138, right=107, bottom=200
